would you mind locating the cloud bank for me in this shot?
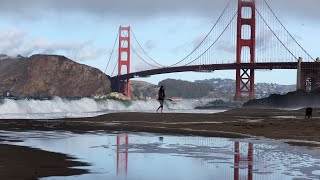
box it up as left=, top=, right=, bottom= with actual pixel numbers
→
left=0, top=28, right=104, bottom=61
left=0, top=0, right=318, bottom=20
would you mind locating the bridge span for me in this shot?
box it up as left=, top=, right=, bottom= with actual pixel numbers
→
left=111, top=62, right=299, bottom=81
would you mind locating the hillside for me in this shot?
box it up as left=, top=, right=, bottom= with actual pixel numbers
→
left=158, top=79, right=213, bottom=99
left=196, top=78, right=295, bottom=99
left=130, top=80, right=158, bottom=99
left=0, top=54, right=111, bottom=98
left=131, top=78, right=296, bottom=100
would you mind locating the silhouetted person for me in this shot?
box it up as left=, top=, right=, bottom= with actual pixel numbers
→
left=157, top=86, right=165, bottom=113
left=305, top=107, right=313, bottom=119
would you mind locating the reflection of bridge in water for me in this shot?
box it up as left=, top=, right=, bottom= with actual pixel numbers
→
left=115, top=135, right=255, bottom=179
left=116, top=135, right=128, bottom=176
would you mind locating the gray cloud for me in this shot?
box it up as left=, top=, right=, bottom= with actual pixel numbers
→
left=0, top=0, right=319, bottom=21
left=0, top=28, right=104, bottom=61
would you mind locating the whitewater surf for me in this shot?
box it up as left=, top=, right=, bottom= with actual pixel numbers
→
left=0, top=97, right=226, bottom=119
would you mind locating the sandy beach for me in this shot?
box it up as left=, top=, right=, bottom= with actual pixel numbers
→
left=1, top=108, right=320, bottom=146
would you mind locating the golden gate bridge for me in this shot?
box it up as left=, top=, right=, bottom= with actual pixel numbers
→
left=104, top=0, right=319, bottom=101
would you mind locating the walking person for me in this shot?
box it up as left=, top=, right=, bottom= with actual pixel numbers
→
left=157, top=86, right=165, bottom=113
left=305, top=107, right=313, bottom=119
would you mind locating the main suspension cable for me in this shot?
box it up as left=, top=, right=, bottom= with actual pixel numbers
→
left=104, top=31, right=119, bottom=74
left=256, top=8, right=298, bottom=60
left=130, top=28, right=166, bottom=67
left=169, top=0, right=233, bottom=67
left=263, top=0, right=315, bottom=61
left=183, top=12, right=238, bottom=66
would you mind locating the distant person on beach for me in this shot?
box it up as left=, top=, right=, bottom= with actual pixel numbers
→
left=305, top=107, right=313, bottom=119
left=157, top=86, right=165, bottom=113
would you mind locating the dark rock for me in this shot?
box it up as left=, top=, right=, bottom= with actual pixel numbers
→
left=243, top=89, right=320, bottom=108
left=0, top=54, right=111, bottom=98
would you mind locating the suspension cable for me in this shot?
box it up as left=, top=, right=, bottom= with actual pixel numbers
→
left=111, top=61, right=117, bottom=76
left=169, top=0, right=233, bottom=67
left=184, top=12, right=237, bottom=66
left=104, top=31, right=119, bottom=74
left=256, top=8, right=298, bottom=60
left=263, top=0, right=315, bottom=61
left=130, top=28, right=166, bottom=67
left=130, top=44, right=161, bottom=68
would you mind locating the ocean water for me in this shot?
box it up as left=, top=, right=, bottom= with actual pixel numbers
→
left=0, top=97, right=225, bottom=119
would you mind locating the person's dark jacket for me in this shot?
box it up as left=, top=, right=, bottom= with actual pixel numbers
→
left=158, top=89, right=165, bottom=100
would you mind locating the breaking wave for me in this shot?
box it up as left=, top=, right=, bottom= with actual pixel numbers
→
left=0, top=97, right=221, bottom=119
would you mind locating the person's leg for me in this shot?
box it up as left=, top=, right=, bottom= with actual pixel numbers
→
left=160, top=100, right=164, bottom=113
left=157, top=100, right=162, bottom=113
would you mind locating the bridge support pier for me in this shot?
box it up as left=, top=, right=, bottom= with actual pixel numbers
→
left=298, top=62, right=320, bottom=92
left=234, top=0, right=256, bottom=101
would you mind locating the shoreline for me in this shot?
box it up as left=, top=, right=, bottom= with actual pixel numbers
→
left=1, top=108, right=320, bottom=147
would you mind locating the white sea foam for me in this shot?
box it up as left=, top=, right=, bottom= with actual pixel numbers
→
left=0, top=97, right=223, bottom=119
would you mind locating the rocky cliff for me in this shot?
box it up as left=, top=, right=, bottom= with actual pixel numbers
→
left=0, top=54, right=111, bottom=98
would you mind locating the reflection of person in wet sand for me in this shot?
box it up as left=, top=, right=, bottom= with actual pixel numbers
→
left=305, top=107, right=313, bottom=119
left=157, top=86, right=165, bottom=113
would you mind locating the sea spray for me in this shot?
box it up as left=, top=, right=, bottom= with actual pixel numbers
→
left=0, top=97, right=218, bottom=116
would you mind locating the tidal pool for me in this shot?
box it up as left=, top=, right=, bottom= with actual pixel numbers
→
left=1, top=130, right=320, bottom=180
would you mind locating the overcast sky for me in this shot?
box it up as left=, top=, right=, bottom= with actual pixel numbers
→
left=0, top=0, right=319, bottom=85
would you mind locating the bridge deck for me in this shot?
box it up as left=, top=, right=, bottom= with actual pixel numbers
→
left=111, top=62, right=319, bottom=80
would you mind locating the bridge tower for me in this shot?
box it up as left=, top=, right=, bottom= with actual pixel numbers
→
left=118, top=26, right=131, bottom=98
left=235, top=0, right=256, bottom=101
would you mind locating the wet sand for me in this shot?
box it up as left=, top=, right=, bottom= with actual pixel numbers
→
left=0, top=144, right=89, bottom=179
left=1, top=108, right=320, bottom=147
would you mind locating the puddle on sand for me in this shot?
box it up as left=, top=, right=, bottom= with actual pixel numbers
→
left=1, top=131, right=320, bottom=180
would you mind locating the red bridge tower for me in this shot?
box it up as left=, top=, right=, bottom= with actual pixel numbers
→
left=235, top=0, right=256, bottom=101
left=118, top=26, right=131, bottom=98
